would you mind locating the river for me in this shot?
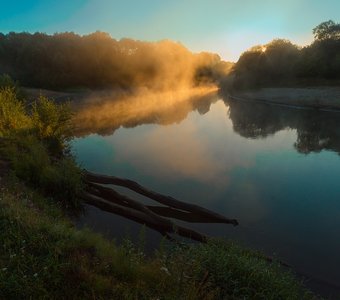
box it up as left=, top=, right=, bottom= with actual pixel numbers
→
left=71, top=88, right=340, bottom=297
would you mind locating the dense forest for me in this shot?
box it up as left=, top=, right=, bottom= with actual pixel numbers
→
left=0, top=31, right=231, bottom=90
left=226, top=20, right=340, bottom=89
left=2, top=21, right=338, bottom=92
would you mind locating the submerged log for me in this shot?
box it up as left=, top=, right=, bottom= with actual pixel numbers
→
left=145, top=205, right=233, bottom=223
left=86, top=182, right=172, bottom=227
left=84, top=184, right=210, bottom=242
left=86, top=182, right=231, bottom=224
left=84, top=170, right=238, bottom=226
left=83, top=170, right=239, bottom=243
left=81, top=192, right=208, bottom=243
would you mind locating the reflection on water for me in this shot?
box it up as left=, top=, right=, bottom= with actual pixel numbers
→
left=72, top=89, right=340, bottom=296
left=226, top=97, right=340, bottom=154
left=75, top=87, right=340, bottom=156
left=74, top=87, right=218, bottom=137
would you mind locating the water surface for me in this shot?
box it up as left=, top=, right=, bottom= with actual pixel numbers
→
left=72, top=90, right=340, bottom=295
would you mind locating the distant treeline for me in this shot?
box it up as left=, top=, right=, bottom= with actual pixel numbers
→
left=226, top=20, right=340, bottom=89
left=0, top=31, right=231, bottom=90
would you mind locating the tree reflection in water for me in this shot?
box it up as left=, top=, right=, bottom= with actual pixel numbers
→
left=73, top=88, right=218, bottom=137
left=74, top=88, right=340, bottom=155
left=223, top=95, right=340, bottom=155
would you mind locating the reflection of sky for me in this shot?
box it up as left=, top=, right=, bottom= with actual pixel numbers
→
left=73, top=97, right=340, bottom=289
left=72, top=99, right=299, bottom=224
left=78, top=100, right=296, bottom=184
left=72, top=98, right=301, bottom=214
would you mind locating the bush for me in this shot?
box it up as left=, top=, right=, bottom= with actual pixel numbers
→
left=4, top=135, right=82, bottom=208
left=0, top=88, right=30, bottom=136
left=0, top=76, right=82, bottom=208
left=41, top=157, right=83, bottom=208
left=31, top=96, right=73, bottom=156
left=0, top=73, right=25, bottom=99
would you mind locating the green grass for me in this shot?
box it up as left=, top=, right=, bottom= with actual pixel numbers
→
left=0, top=177, right=318, bottom=300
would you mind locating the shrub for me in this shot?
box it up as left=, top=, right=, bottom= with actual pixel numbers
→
left=0, top=73, right=25, bottom=99
left=31, top=96, right=73, bottom=156
left=0, top=78, right=82, bottom=209
left=6, top=135, right=51, bottom=185
left=0, top=88, right=30, bottom=136
left=4, top=134, right=83, bottom=208
left=41, top=157, right=83, bottom=208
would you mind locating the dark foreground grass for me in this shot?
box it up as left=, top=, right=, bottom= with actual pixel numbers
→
left=0, top=177, right=318, bottom=300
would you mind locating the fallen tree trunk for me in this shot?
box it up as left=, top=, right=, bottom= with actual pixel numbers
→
left=145, top=206, right=232, bottom=223
left=84, top=184, right=210, bottom=242
left=83, top=170, right=239, bottom=243
left=86, top=182, right=173, bottom=227
left=86, top=182, right=232, bottom=224
left=81, top=192, right=208, bottom=243
left=84, top=170, right=238, bottom=226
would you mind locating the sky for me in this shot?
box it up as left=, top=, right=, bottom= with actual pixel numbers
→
left=0, top=0, right=339, bottom=61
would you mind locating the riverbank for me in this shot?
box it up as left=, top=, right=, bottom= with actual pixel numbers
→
left=230, top=87, right=340, bottom=111
left=0, top=174, right=317, bottom=299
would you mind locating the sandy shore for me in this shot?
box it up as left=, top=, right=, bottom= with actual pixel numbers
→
left=231, top=87, right=340, bottom=110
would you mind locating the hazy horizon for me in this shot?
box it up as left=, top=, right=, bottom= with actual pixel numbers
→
left=1, top=0, right=339, bottom=61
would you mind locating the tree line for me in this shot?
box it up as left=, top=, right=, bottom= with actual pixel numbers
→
left=0, top=31, right=231, bottom=90
left=226, top=20, right=340, bottom=89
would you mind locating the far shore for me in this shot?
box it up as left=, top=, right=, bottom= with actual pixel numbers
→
left=22, top=85, right=218, bottom=105
left=230, top=86, right=340, bottom=111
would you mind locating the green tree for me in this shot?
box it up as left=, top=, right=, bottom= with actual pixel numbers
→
left=313, top=20, right=340, bottom=41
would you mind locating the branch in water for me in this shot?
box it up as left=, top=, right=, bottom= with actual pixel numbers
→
left=84, top=170, right=238, bottom=226
left=81, top=192, right=208, bottom=243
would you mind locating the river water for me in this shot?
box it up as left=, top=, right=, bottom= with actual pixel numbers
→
left=71, top=89, right=340, bottom=296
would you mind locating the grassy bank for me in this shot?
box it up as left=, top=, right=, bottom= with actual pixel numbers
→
left=0, top=76, right=318, bottom=299
left=0, top=176, right=317, bottom=299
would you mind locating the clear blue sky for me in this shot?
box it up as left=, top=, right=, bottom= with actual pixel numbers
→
left=0, top=0, right=339, bottom=61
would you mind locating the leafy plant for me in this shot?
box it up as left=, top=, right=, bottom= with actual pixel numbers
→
left=0, top=73, right=25, bottom=98
left=0, top=76, right=82, bottom=208
left=0, top=88, right=30, bottom=136
left=31, top=96, right=73, bottom=156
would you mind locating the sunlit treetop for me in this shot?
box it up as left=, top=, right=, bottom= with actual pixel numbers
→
left=313, top=20, right=340, bottom=41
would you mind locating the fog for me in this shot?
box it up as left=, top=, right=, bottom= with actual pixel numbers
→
left=73, top=87, right=218, bottom=136
left=0, top=32, right=232, bottom=90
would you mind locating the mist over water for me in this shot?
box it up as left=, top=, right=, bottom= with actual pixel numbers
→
left=73, top=87, right=218, bottom=136
left=72, top=90, right=340, bottom=294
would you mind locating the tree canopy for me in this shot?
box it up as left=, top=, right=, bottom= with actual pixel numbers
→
left=227, top=20, right=340, bottom=89
left=0, top=32, right=230, bottom=90
left=313, top=20, right=340, bottom=41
